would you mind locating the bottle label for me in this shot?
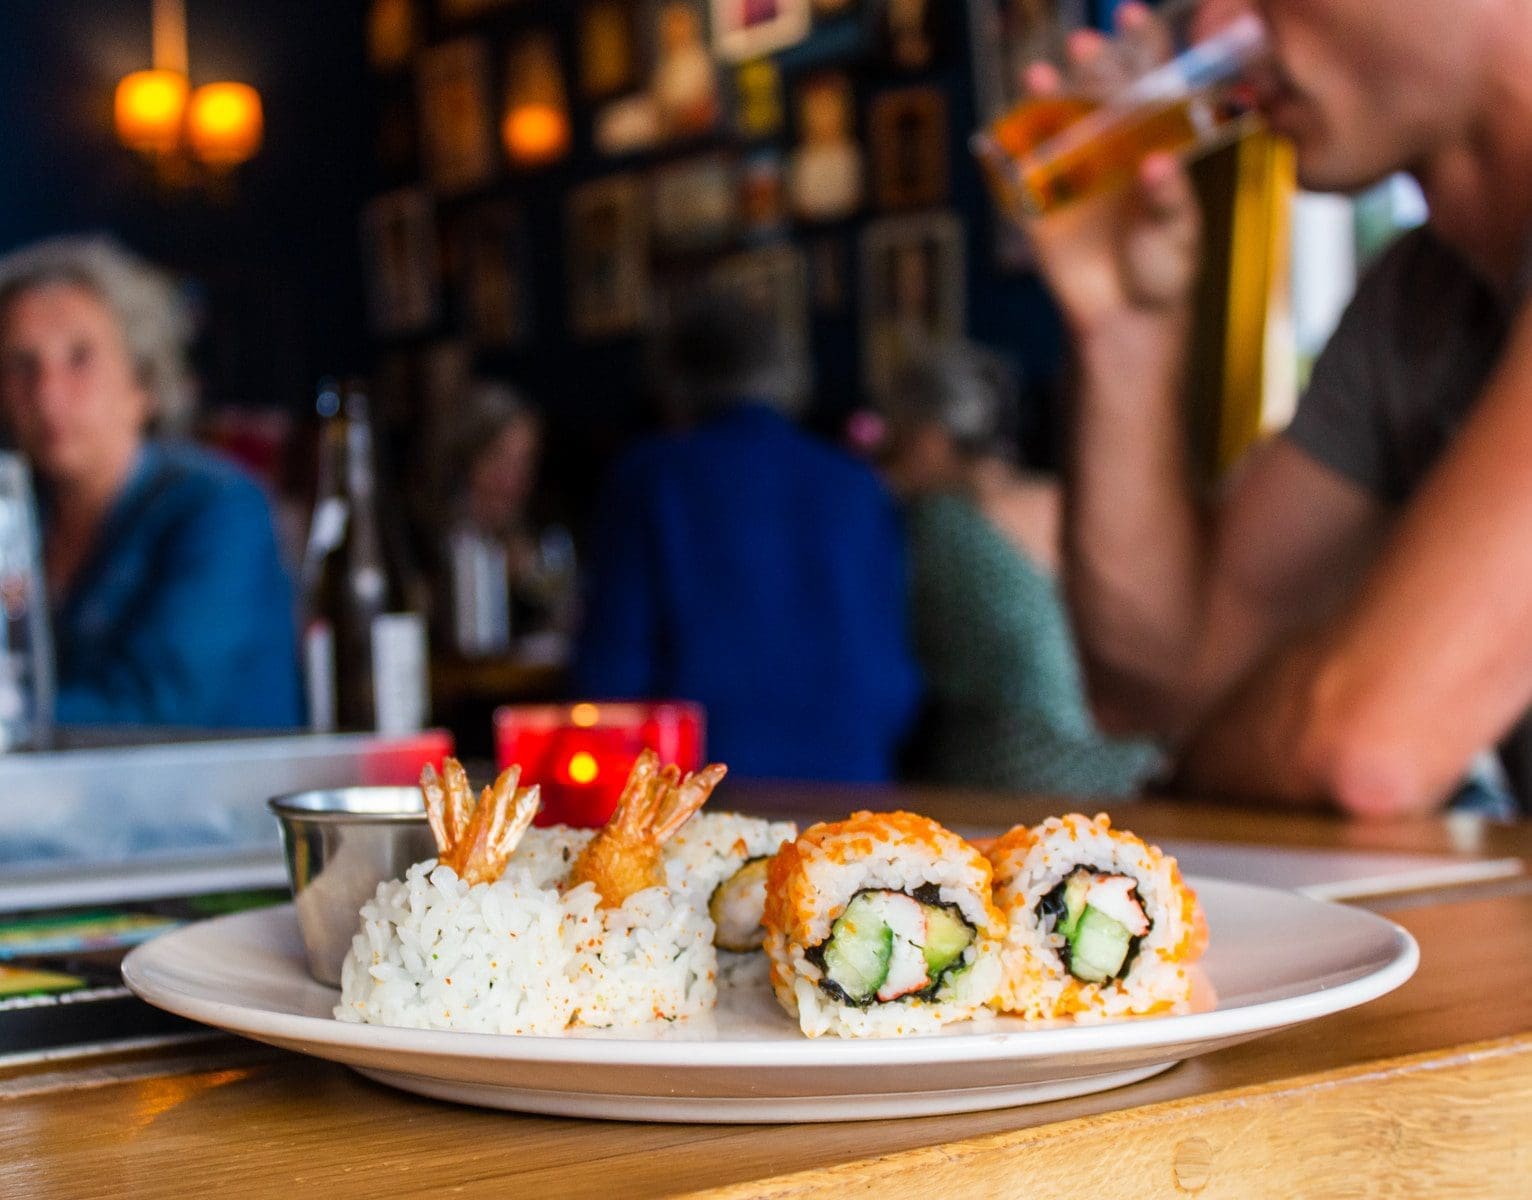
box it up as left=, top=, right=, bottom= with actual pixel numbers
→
left=304, top=619, right=337, bottom=733
left=305, top=498, right=349, bottom=561
left=371, top=612, right=428, bottom=735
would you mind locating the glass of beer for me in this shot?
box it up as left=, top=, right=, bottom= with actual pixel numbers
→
left=973, top=3, right=1269, bottom=219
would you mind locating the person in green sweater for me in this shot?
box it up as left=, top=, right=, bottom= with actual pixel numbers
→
left=878, top=343, right=1160, bottom=796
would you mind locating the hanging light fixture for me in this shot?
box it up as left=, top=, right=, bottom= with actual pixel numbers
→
left=187, top=81, right=264, bottom=165
left=114, top=0, right=264, bottom=174
left=114, top=69, right=190, bottom=155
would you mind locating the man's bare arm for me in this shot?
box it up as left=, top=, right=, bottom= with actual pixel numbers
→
left=1177, top=305, right=1532, bottom=816
left=1070, top=395, right=1389, bottom=738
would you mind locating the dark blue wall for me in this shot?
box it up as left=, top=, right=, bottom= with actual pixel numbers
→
left=0, top=0, right=374, bottom=411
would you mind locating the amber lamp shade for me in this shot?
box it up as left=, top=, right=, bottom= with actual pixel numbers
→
left=186, top=82, right=264, bottom=166
left=503, top=36, right=571, bottom=166
left=114, top=68, right=190, bottom=155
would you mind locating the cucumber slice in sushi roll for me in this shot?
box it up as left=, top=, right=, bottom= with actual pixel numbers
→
left=763, top=811, right=1004, bottom=1038
left=810, top=889, right=977, bottom=1005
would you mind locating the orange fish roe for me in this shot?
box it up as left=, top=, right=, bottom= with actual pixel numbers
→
left=764, top=810, right=1003, bottom=948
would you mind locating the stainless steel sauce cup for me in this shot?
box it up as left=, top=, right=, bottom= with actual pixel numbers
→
left=268, top=787, right=435, bottom=986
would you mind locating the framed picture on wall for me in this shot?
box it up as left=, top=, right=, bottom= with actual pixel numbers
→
left=376, top=93, right=418, bottom=174
left=859, top=211, right=965, bottom=398
left=809, top=234, right=848, bottom=314
left=706, top=244, right=811, bottom=399
left=452, top=202, right=532, bottom=349
left=581, top=0, right=641, bottom=99
left=969, top=0, right=1090, bottom=124
left=710, top=0, right=812, bottom=62
left=651, top=154, right=737, bottom=255
left=875, top=0, right=942, bottom=72
left=438, top=0, right=521, bottom=20
left=416, top=39, right=497, bottom=193
left=367, top=0, right=417, bottom=72
left=868, top=86, right=949, bottom=210
left=567, top=175, right=650, bottom=339
left=738, top=150, right=788, bottom=241
left=733, top=58, right=785, bottom=141
left=361, top=188, right=441, bottom=336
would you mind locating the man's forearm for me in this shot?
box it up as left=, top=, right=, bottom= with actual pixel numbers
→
left=1065, top=310, right=1210, bottom=732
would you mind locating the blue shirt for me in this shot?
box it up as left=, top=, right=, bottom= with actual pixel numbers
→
left=573, top=406, right=921, bottom=782
left=50, top=441, right=303, bottom=729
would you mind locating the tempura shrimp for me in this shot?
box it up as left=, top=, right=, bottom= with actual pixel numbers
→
left=567, top=749, right=728, bottom=908
left=420, top=757, right=541, bottom=886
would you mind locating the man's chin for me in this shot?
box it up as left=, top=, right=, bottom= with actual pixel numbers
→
left=1291, top=144, right=1395, bottom=198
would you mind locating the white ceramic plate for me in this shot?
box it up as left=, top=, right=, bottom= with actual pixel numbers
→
left=122, top=879, right=1416, bottom=1123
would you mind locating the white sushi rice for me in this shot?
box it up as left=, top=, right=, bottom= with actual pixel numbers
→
left=660, top=813, right=798, bottom=903
left=766, top=817, right=1004, bottom=1038
left=512, top=825, right=594, bottom=889
left=334, top=815, right=791, bottom=1036
left=334, top=860, right=576, bottom=1035
left=990, top=814, right=1199, bottom=1021
left=564, top=882, right=717, bottom=1028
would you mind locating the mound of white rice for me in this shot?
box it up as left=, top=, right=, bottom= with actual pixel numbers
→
left=334, top=813, right=791, bottom=1036
left=334, top=860, right=576, bottom=1035
left=563, top=882, right=717, bottom=1027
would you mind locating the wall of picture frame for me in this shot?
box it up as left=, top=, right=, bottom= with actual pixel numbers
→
left=362, top=0, right=1115, bottom=510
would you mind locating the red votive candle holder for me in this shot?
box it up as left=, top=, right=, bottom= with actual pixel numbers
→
left=493, top=701, right=705, bottom=827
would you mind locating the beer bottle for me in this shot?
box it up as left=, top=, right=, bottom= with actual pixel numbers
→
left=302, top=379, right=430, bottom=733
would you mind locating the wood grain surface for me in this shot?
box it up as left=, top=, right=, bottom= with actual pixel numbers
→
left=2, top=794, right=1529, bottom=1199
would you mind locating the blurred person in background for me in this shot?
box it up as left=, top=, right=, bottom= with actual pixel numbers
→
left=879, top=342, right=1160, bottom=795
left=443, top=382, right=575, bottom=657
left=1022, top=0, right=1532, bottom=817
left=0, top=237, right=300, bottom=728
left=573, top=285, right=920, bottom=781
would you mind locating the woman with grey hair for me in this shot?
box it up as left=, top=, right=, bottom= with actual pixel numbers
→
left=878, top=341, right=1159, bottom=796
left=0, top=236, right=300, bottom=728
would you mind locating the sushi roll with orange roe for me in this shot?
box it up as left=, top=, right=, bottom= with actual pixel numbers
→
left=763, top=811, right=1005, bottom=1037
left=986, top=813, right=1206, bottom=1022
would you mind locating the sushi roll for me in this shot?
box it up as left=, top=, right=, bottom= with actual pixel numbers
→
left=987, top=813, right=1206, bottom=1022
left=663, top=812, right=798, bottom=952
left=762, top=811, right=1005, bottom=1038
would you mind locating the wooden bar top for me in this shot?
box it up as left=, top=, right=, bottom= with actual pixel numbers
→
left=3, top=790, right=1530, bottom=1199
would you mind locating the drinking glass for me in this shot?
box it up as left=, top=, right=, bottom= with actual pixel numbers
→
left=973, top=1, right=1269, bottom=218
left=0, top=453, right=53, bottom=751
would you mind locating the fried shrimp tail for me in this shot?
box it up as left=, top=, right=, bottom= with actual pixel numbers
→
left=567, top=750, right=728, bottom=908
left=420, top=757, right=541, bottom=886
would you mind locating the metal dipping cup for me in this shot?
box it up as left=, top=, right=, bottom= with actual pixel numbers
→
left=268, top=787, right=435, bottom=987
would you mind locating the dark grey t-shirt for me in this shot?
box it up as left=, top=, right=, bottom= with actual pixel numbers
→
left=1285, top=227, right=1510, bottom=505
left=1283, top=226, right=1528, bottom=805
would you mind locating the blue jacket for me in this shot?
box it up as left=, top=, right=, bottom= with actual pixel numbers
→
left=573, top=406, right=921, bottom=782
left=50, top=441, right=303, bottom=729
